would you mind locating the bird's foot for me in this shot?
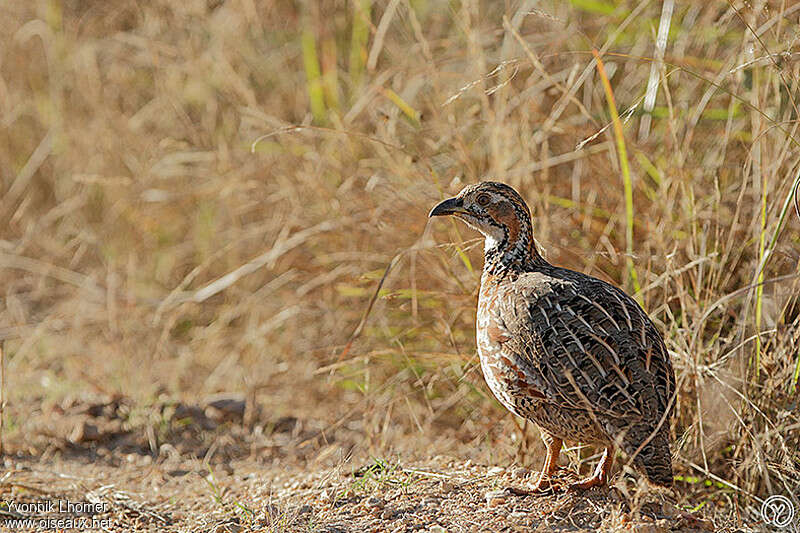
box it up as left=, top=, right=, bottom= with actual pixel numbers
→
left=501, top=485, right=536, bottom=496
left=529, top=478, right=554, bottom=493
left=520, top=475, right=565, bottom=495
left=568, top=474, right=607, bottom=491
left=497, top=478, right=558, bottom=496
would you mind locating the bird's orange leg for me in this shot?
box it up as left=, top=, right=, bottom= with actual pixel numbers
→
left=529, top=436, right=562, bottom=492
left=570, top=446, right=614, bottom=490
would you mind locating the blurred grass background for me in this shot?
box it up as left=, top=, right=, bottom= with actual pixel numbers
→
left=1, top=0, right=799, bottom=514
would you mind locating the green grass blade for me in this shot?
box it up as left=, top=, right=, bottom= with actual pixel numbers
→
left=593, top=49, right=640, bottom=295
left=301, top=29, right=326, bottom=123
left=757, top=164, right=800, bottom=278
left=753, top=163, right=800, bottom=386
left=569, top=0, right=616, bottom=15
left=349, top=0, right=371, bottom=94
left=321, top=37, right=340, bottom=112
left=382, top=88, right=421, bottom=126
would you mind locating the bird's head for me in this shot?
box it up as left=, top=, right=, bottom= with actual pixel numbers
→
left=429, top=181, right=532, bottom=249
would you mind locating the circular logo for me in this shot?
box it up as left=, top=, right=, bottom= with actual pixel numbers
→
left=761, top=495, right=796, bottom=529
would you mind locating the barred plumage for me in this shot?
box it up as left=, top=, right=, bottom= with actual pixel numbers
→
left=430, top=181, right=675, bottom=490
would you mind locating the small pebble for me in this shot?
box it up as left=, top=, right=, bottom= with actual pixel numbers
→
left=367, top=497, right=384, bottom=508
left=484, top=490, right=508, bottom=507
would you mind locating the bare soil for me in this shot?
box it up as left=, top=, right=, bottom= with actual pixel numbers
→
left=0, top=395, right=747, bottom=532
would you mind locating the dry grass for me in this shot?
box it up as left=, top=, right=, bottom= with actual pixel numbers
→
left=1, top=0, right=799, bottom=530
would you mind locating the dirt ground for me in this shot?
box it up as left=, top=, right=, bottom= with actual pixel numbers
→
left=0, top=395, right=755, bottom=532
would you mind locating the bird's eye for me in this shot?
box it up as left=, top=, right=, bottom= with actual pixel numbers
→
left=476, top=194, right=491, bottom=206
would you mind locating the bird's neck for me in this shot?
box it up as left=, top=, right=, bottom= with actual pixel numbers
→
left=482, top=221, right=547, bottom=277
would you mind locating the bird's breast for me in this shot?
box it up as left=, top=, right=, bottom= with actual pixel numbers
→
left=476, top=278, right=545, bottom=416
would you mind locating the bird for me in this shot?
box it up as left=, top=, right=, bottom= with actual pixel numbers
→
left=429, top=181, right=675, bottom=491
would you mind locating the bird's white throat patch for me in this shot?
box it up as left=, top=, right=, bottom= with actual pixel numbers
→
left=483, top=226, right=505, bottom=253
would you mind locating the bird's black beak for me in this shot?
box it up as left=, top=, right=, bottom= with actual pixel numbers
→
left=429, top=197, right=465, bottom=217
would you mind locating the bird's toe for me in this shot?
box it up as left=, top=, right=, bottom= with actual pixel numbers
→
left=568, top=474, right=608, bottom=491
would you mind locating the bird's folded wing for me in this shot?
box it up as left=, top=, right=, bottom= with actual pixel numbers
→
left=496, top=274, right=675, bottom=423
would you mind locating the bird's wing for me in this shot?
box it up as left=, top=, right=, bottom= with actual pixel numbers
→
left=495, top=271, right=675, bottom=422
